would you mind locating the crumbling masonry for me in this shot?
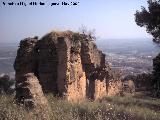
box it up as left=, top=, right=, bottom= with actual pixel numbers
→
left=14, top=31, right=122, bottom=107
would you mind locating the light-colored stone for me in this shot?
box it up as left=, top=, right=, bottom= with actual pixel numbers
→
left=15, top=73, right=48, bottom=109
left=14, top=31, right=122, bottom=103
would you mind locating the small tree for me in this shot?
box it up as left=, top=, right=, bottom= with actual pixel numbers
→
left=0, top=75, right=15, bottom=94
left=79, top=25, right=96, bottom=41
left=135, top=0, right=160, bottom=43
left=152, top=53, right=160, bottom=96
left=135, top=0, right=160, bottom=97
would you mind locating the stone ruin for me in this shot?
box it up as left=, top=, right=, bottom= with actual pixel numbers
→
left=14, top=31, right=122, bottom=108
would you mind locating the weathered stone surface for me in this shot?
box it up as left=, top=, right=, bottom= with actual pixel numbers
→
left=81, top=40, right=109, bottom=99
left=106, top=69, right=123, bottom=96
left=122, top=80, right=135, bottom=95
left=34, top=38, right=58, bottom=94
left=14, top=38, right=49, bottom=109
left=15, top=73, right=48, bottom=109
left=14, top=38, right=38, bottom=74
left=14, top=31, right=122, bottom=103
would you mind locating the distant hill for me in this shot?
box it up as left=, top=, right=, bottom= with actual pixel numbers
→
left=96, top=38, right=160, bottom=76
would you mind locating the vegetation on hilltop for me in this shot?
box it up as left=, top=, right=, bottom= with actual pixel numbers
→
left=0, top=75, right=15, bottom=94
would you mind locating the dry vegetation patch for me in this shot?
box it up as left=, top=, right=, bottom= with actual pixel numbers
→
left=0, top=94, right=160, bottom=120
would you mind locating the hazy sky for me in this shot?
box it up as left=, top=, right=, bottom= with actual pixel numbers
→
left=0, top=0, right=152, bottom=43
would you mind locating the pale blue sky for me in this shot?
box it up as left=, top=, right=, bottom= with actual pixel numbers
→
left=0, top=0, right=151, bottom=43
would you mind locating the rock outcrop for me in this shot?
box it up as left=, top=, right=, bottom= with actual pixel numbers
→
left=14, top=31, right=122, bottom=104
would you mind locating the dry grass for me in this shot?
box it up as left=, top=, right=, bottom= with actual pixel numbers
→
left=0, top=94, right=160, bottom=120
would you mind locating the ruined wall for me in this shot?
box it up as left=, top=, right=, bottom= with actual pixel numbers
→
left=14, top=31, right=122, bottom=103
left=14, top=38, right=49, bottom=109
left=107, top=70, right=123, bottom=96
left=35, top=38, right=58, bottom=94
left=81, top=40, right=108, bottom=100
left=65, top=38, right=86, bottom=101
